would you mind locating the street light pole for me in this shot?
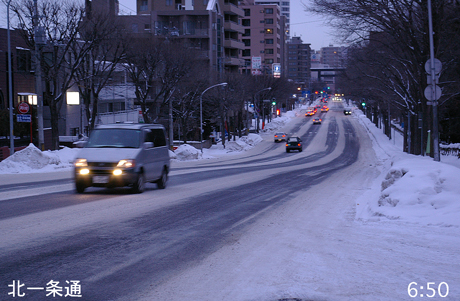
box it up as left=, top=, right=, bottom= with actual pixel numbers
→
left=200, top=82, right=227, bottom=153
left=7, top=0, right=14, bottom=155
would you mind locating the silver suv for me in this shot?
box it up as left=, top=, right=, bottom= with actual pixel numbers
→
left=74, top=123, right=170, bottom=193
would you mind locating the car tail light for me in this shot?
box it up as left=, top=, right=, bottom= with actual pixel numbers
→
left=298, top=143, right=301, bottom=146
left=286, top=144, right=288, bottom=147
left=282, top=135, right=285, bottom=137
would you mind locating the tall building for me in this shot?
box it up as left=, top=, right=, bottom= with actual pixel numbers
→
left=253, top=0, right=290, bottom=38
left=240, top=0, right=284, bottom=75
left=320, top=45, right=346, bottom=67
left=87, top=0, right=245, bottom=73
left=286, top=36, right=311, bottom=87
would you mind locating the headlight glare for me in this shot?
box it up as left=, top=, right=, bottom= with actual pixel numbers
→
left=75, top=158, right=88, bottom=167
left=117, top=159, right=135, bottom=168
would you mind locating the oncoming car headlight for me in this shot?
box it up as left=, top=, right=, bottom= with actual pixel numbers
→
left=117, top=159, right=135, bottom=168
left=75, top=158, right=88, bottom=167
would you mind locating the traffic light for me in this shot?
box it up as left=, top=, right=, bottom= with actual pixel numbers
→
left=361, top=102, right=366, bottom=107
left=272, top=98, right=276, bottom=106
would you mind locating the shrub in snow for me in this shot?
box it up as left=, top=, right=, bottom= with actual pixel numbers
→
left=381, top=168, right=408, bottom=191
left=174, top=144, right=202, bottom=161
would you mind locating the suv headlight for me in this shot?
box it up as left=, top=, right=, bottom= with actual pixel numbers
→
left=117, top=159, right=135, bottom=168
left=75, top=158, right=88, bottom=167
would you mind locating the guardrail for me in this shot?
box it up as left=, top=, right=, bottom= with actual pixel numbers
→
left=440, top=144, right=460, bottom=158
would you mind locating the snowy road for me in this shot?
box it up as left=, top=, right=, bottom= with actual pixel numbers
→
left=1, top=102, right=458, bottom=300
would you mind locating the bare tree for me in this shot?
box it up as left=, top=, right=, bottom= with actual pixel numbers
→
left=11, top=0, right=94, bottom=150
left=308, top=0, right=460, bottom=154
left=74, top=10, right=130, bottom=132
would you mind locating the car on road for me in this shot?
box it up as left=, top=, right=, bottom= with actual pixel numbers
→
left=286, top=137, right=302, bottom=153
left=74, top=123, right=170, bottom=194
left=305, top=110, right=315, bottom=117
left=344, top=108, right=352, bottom=115
left=321, top=105, right=329, bottom=112
left=274, top=132, right=287, bottom=142
left=313, top=117, right=322, bottom=124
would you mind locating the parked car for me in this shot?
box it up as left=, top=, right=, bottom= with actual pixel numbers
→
left=286, top=137, right=302, bottom=153
left=274, top=132, right=287, bottom=142
left=74, top=123, right=170, bottom=193
left=313, top=118, right=322, bottom=124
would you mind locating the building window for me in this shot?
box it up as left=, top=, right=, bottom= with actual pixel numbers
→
left=144, top=24, right=151, bottom=30
left=265, top=28, right=273, bottom=34
left=203, top=0, right=208, bottom=5
left=265, top=39, right=274, bottom=44
left=265, top=18, right=273, bottom=24
left=16, top=49, right=31, bottom=72
left=265, top=59, right=274, bottom=64
left=282, top=7, right=289, bottom=11
left=243, top=39, right=251, bottom=46
left=166, top=0, right=172, bottom=6
left=244, top=9, right=250, bottom=16
left=243, top=29, right=250, bottom=36
left=265, top=49, right=274, bottom=54
left=242, top=49, right=251, bottom=57
left=242, top=19, right=250, bottom=26
left=265, top=8, right=273, bottom=14
left=131, top=23, right=138, bottom=33
left=282, top=2, right=289, bottom=5
left=140, top=0, right=148, bottom=11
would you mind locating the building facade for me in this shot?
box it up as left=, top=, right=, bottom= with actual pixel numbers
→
left=240, top=0, right=284, bottom=75
left=286, top=36, right=311, bottom=87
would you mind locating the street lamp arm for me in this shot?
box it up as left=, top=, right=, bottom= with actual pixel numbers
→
left=200, top=82, right=227, bottom=153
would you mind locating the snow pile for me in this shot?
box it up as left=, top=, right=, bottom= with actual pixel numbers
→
left=0, top=143, right=78, bottom=173
left=173, top=144, right=202, bottom=161
left=372, top=158, right=460, bottom=226
left=261, top=114, right=293, bottom=132
left=355, top=111, right=460, bottom=227
left=239, top=133, right=263, bottom=146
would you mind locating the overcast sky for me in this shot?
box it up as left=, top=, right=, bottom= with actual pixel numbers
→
left=1, top=0, right=340, bottom=51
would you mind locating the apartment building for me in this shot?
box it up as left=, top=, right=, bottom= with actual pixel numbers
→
left=240, top=0, right=284, bottom=75
left=253, top=0, right=290, bottom=38
left=286, top=36, right=311, bottom=86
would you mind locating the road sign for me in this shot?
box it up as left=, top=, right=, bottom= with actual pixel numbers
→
left=424, top=85, right=442, bottom=101
left=17, top=114, right=31, bottom=122
left=425, top=58, right=442, bottom=74
left=17, top=102, right=30, bottom=114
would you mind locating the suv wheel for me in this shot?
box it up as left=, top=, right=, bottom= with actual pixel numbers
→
left=131, top=172, right=145, bottom=193
left=156, top=168, right=168, bottom=189
left=75, top=181, right=86, bottom=193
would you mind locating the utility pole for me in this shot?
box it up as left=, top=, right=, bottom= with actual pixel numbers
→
left=427, top=0, right=440, bottom=161
left=33, top=0, right=45, bottom=150
left=7, top=0, right=14, bottom=155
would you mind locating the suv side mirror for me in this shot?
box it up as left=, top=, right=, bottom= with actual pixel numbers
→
left=143, top=142, right=154, bottom=149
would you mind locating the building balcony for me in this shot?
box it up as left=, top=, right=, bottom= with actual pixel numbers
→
left=224, top=38, right=244, bottom=50
left=223, top=3, right=244, bottom=17
left=224, top=57, right=245, bottom=66
left=224, top=20, right=244, bottom=34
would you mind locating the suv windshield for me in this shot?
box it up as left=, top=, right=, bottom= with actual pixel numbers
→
left=86, top=129, right=142, bottom=148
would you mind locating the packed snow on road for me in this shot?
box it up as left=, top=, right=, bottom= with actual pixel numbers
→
left=1, top=107, right=459, bottom=300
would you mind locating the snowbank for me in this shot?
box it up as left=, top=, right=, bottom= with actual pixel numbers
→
left=355, top=111, right=460, bottom=227
left=0, top=144, right=78, bottom=174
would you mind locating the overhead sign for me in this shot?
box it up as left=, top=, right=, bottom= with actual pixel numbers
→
left=17, top=114, right=31, bottom=123
left=17, top=102, right=30, bottom=114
